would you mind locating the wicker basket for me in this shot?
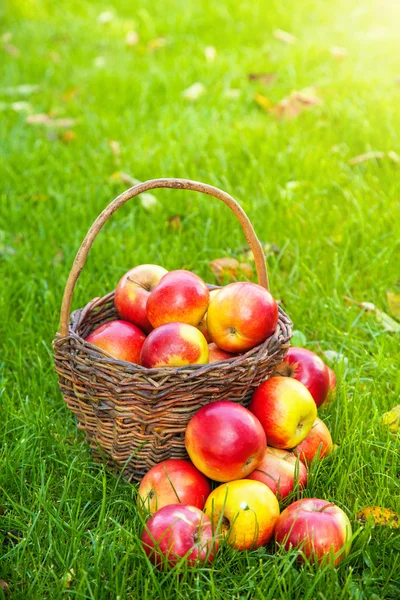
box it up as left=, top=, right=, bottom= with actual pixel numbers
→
left=53, top=178, right=292, bottom=481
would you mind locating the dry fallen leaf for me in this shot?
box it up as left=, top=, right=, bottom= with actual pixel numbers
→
left=254, top=92, right=272, bottom=111
left=126, top=31, right=139, bottom=46
left=343, top=296, right=400, bottom=333
left=109, top=140, right=121, bottom=157
left=273, top=29, right=296, bottom=44
left=167, top=215, right=182, bottom=231
left=248, top=73, right=277, bottom=85
left=209, top=258, right=253, bottom=284
left=148, top=37, right=167, bottom=50
left=381, top=405, right=400, bottom=433
left=0, top=579, right=9, bottom=593
left=182, top=82, right=206, bottom=101
left=386, top=291, right=400, bottom=319
left=204, top=46, right=217, bottom=63
left=358, top=506, right=399, bottom=528
left=63, top=568, right=75, bottom=589
left=330, top=46, right=348, bottom=60
left=26, top=114, right=77, bottom=128
left=349, top=151, right=386, bottom=165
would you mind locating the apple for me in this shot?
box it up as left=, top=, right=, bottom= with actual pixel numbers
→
left=141, top=504, right=218, bottom=568
left=204, top=479, right=280, bottom=550
left=146, top=270, right=209, bottom=328
left=197, top=289, right=220, bottom=342
left=208, top=343, right=236, bottom=363
left=327, top=366, right=337, bottom=393
left=114, top=264, right=168, bottom=333
left=275, top=347, right=331, bottom=408
left=249, top=377, right=317, bottom=449
left=246, top=447, right=307, bottom=499
left=137, top=459, right=211, bottom=513
left=85, top=319, right=146, bottom=364
left=185, top=401, right=266, bottom=482
left=274, top=498, right=352, bottom=565
left=141, top=322, right=208, bottom=368
left=293, top=418, right=333, bottom=463
left=206, top=282, right=279, bottom=353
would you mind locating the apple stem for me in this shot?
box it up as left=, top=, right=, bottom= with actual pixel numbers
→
left=318, top=503, right=336, bottom=513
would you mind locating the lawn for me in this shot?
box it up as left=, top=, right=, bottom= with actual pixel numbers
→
left=1, top=0, right=400, bottom=597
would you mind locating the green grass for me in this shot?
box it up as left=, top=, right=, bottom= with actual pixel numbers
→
left=1, top=0, right=400, bottom=597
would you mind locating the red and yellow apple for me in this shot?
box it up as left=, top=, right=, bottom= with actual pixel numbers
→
left=146, top=270, right=209, bottom=328
left=208, top=343, right=236, bottom=363
left=204, top=479, right=280, bottom=550
left=137, top=459, right=211, bottom=513
left=114, top=264, right=168, bottom=333
left=85, top=320, right=146, bottom=364
left=274, top=498, right=352, bottom=565
left=327, top=366, right=337, bottom=394
left=197, top=289, right=220, bottom=342
left=246, top=447, right=307, bottom=499
left=275, top=347, right=331, bottom=408
left=294, top=418, right=333, bottom=463
left=140, top=322, right=208, bottom=368
left=249, top=377, right=317, bottom=449
left=206, top=282, right=279, bottom=352
left=185, top=401, right=266, bottom=482
left=141, top=504, right=218, bottom=568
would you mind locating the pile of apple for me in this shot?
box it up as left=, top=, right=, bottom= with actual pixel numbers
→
left=139, top=350, right=353, bottom=569
left=83, top=263, right=352, bottom=568
left=85, top=264, right=279, bottom=366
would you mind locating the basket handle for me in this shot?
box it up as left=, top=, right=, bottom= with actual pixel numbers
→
left=59, top=178, right=269, bottom=337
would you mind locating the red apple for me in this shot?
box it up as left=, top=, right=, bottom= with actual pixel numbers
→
left=293, top=418, right=333, bottom=463
left=206, top=282, right=279, bottom=352
left=275, top=498, right=352, bottom=565
left=246, top=447, right=307, bottom=499
left=114, top=264, right=168, bottom=333
left=141, top=504, right=218, bottom=568
left=146, top=270, right=209, bottom=328
left=137, top=459, right=211, bottom=513
left=275, top=347, right=331, bottom=408
left=185, top=401, right=266, bottom=482
left=197, top=289, right=220, bottom=342
left=249, top=377, right=317, bottom=449
left=140, top=322, right=208, bottom=368
left=208, top=343, right=236, bottom=363
left=85, top=319, right=146, bottom=364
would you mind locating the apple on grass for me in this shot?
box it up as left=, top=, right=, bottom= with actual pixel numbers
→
left=146, top=270, right=209, bottom=328
left=140, top=322, right=209, bottom=368
left=246, top=447, right=307, bottom=500
left=294, top=418, right=333, bottom=463
left=137, top=459, right=211, bottom=513
left=249, top=376, right=317, bottom=449
left=275, top=347, right=331, bottom=408
left=204, top=479, right=280, bottom=550
left=185, top=401, right=266, bottom=482
left=141, top=504, right=218, bottom=568
left=85, top=320, right=146, bottom=364
left=114, top=264, right=168, bottom=333
left=274, top=498, right=352, bottom=565
left=206, top=282, right=279, bottom=353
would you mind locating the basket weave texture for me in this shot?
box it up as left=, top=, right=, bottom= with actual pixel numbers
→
left=53, top=179, right=292, bottom=481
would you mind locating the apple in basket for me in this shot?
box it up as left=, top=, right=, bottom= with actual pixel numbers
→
left=293, top=417, right=333, bottom=463
left=137, top=459, right=211, bottom=513
left=204, top=479, right=280, bottom=550
left=249, top=377, right=317, bottom=449
left=146, top=270, right=209, bottom=328
left=85, top=320, right=146, bottom=364
left=274, top=498, right=352, bottom=565
left=275, top=347, right=331, bottom=408
left=140, top=322, right=209, bottom=368
left=208, top=343, right=236, bottom=363
left=141, top=504, right=218, bottom=568
left=246, top=447, right=307, bottom=500
left=114, top=264, right=168, bottom=333
left=185, top=401, right=266, bottom=481
left=206, top=282, right=279, bottom=352
left=197, top=289, right=221, bottom=342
